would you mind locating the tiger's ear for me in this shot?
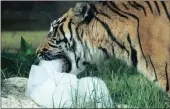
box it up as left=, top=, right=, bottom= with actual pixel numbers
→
left=68, top=2, right=90, bottom=24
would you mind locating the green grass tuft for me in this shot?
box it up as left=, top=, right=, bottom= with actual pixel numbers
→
left=79, top=58, right=170, bottom=108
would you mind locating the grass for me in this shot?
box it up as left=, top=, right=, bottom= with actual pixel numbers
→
left=1, top=31, right=170, bottom=108
left=80, top=58, right=170, bottom=108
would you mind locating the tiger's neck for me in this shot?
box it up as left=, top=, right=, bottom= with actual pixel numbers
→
left=77, top=2, right=140, bottom=66
left=77, top=0, right=169, bottom=68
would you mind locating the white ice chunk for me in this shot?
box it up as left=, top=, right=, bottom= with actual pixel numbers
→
left=77, top=77, right=113, bottom=108
left=26, top=60, right=113, bottom=108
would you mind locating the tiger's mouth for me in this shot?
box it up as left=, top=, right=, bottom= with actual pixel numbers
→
left=38, top=54, right=72, bottom=73
left=56, top=54, right=72, bottom=73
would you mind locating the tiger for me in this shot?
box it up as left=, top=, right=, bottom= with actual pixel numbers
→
left=36, top=1, right=170, bottom=96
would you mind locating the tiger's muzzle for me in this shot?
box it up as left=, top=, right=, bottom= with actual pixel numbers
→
left=36, top=48, right=72, bottom=73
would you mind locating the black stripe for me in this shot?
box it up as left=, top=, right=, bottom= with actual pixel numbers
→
left=99, top=10, right=111, bottom=19
left=148, top=55, right=157, bottom=81
left=71, top=39, right=76, bottom=51
left=122, top=2, right=129, bottom=10
left=47, top=32, right=53, bottom=38
left=60, top=17, right=66, bottom=23
left=94, top=16, right=130, bottom=57
left=98, top=47, right=109, bottom=59
left=90, top=3, right=99, bottom=14
left=72, top=45, right=79, bottom=69
left=110, top=1, right=126, bottom=11
left=51, top=25, right=58, bottom=38
left=127, top=34, right=138, bottom=67
left=154, top=1, right=161, bottom=16
left=68, top=20, right=73, bottom=41
left=161, top=1, right=170, bottom=20
left=82, top=61, right=89, bottom=66
left=128, top=1, right=140, bottom=10
left=165, top=63, right=169, bottom=91
left=81, top=30, right=84, bottom=38
left=107, top=2, right=128, bottom=19
left=57, top=17, right=66, bottom=24
left=54, top=37, right=68, bottom=44
left=48, top=42, right=58, bottom=48
left=145, top=1, right=153, bottom=14
left=133, top=1, right=147, bottom=16
left=59, top=24, right=65, bottom=38
left=129, top=14, right=148, bottom=68
left=109, top=3, right=148, bottom=68
left=76, top=57, right=80, bottom=68
left=111, top=45, right=115, bottom=57
left=83, top=4, right=96, bottom=24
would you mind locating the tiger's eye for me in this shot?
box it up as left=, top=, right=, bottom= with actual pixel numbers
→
left=58, top=45, right=62, bottom=49
left=52, top=38, right=56, bottom=41
left=51, top=38, right=56, bottom=43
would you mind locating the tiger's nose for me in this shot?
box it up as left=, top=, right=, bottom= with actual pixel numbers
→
left=36, top=45, right=46, bottom=55
left=36, top=48, right=48, bottom=55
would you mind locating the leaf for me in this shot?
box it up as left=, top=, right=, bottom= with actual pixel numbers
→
left=1, top=51, right=20, bottom=61
left=26, top=48, right=34, bottom=56
left=20, top=36, right=32, bottom=53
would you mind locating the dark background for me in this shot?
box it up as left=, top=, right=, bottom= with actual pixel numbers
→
left=2, top=1, right=79, bottom=31
left=1, top=1, right=98, bottom=31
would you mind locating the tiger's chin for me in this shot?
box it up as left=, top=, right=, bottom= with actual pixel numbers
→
left=38, top=54, right=72, bottom=73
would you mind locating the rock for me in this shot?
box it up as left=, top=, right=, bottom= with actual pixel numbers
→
left=1, top=77, right=40, bottom=108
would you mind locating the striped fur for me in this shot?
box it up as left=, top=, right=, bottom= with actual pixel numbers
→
left=36, top=1, right=170, bottom=96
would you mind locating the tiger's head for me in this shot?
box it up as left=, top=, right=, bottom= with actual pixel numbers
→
left=36, top=2, right=91, bottom=74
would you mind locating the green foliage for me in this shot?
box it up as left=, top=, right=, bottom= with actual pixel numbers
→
left=1, top=36, right=37, bottom=78
left=20, top=36, right=34, bottom=56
